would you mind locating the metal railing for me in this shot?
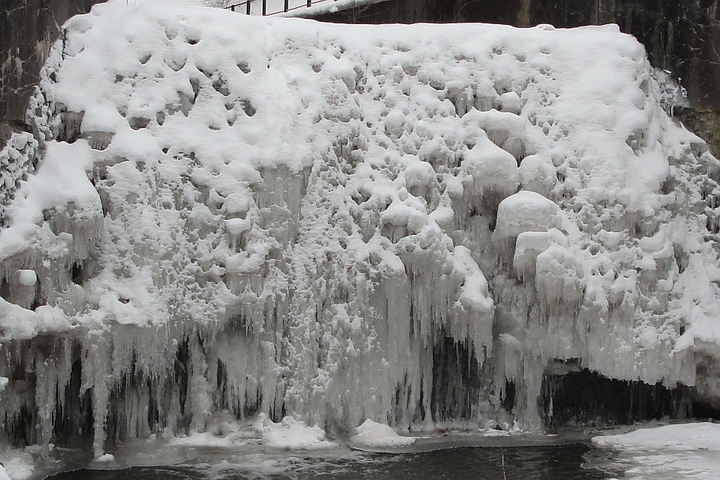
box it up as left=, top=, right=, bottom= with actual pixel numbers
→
left=228, top=0, right=336, bottom=16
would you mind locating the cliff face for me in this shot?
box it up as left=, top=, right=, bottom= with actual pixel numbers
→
left=0, top=0, right=97, bottom=122
left=311, top=0, right=720, bottom=152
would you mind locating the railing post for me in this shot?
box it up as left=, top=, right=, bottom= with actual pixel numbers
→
left=284, top=0, right=289, bottom=12
left=306, top=0, right=311, bottom=7
left=262, top=0, right=267, bottom=15
left=246, top=0, right=251, bottom=14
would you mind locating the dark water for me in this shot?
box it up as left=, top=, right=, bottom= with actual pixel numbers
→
left=48, top=445, right=609, bottom=479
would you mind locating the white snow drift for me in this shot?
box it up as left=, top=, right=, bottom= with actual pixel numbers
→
left=594, top=423, right=720, bottom=479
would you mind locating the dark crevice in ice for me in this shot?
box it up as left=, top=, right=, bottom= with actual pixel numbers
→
left=502, top=380, right=516, bottom=413
left=431, top=336, right=484, bottom=422
left=540, top=369, right=693, bottom=427
left=174, top=339, right=190, bottom=417
left=54, top=357, right=93, bottom=442
left=691, top=398, right=720, bottom=419
left=71, top=262, right=84, bottom=285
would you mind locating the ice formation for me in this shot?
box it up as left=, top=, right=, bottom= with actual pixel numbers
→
left=1, top=3, right=720, bottom=460
left=0, top=129, right=37, bottom=227
left=350, top=419, right=416, bottom=448
left=593, top=422, right=720, bottom=479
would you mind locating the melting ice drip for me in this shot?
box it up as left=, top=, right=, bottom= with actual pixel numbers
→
left=0, top=3, right=719, bottom=458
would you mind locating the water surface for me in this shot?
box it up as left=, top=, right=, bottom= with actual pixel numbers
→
left=49, top=444, right=608, bottom=479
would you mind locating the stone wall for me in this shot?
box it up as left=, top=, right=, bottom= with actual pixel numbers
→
left=0, top=0, right=97, bottom=123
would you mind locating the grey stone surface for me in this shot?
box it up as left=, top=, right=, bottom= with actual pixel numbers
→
left=0, top=0, right=97, bottom=122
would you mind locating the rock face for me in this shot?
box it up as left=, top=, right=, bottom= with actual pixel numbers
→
left=0, top=0, right=97, bottom=122
left=310, top=0, right=720, bottom=152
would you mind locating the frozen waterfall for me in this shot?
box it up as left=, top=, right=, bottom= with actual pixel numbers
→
left=1, top=3, right=719, bottom=460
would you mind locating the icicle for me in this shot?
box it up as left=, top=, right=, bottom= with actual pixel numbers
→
left=83, top=335, right=110, bottom=459
left=188, top=338, right=211, bottom=433
left=34, top=355, right=57, bottom=457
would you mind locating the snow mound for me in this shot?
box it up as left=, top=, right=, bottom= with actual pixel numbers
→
left=0, top=2, right=719, bottom=457
left=257, top=414, right=338, bottom=450
left=593, top=423, right=720, bottom=479
left=594, top=422, right=720, bottom=452
left=350, top=419, right=416, bottom=448
left=0, top=450, right=34, bottom=480
left=94, top=453, right=116, bottom=463
left=168, top=413, right=338, bottom=451
left=494, top=191, right=560, bottom=239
